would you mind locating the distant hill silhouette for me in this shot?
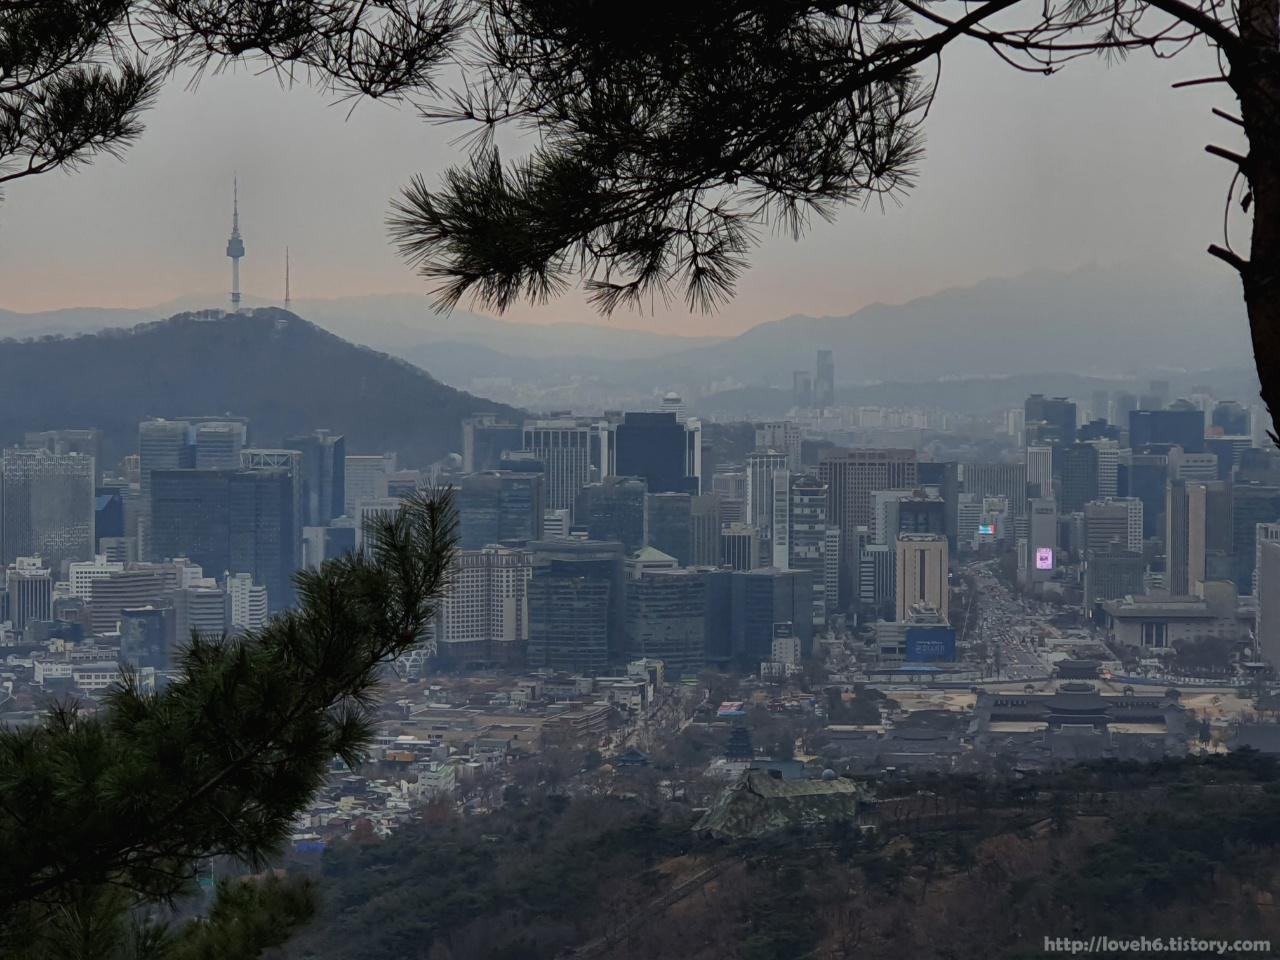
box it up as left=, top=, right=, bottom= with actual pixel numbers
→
left=0, top=308, right=518, bottom=468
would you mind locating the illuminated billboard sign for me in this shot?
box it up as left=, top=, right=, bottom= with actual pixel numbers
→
left=1035, top=547, right=1054, bottom=570
left=978, top=523, right=996, bottom=536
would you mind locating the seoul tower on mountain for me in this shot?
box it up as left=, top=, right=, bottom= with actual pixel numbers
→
left=226, top=178, right=245, bottom=313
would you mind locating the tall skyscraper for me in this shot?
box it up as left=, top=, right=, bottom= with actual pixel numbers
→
left=894, top=534, right=949, bottom=622
left=1025, top=445, right=1053, bottom=501
left=230, top=467, right=296, bottom=610
left=819, top=447, right=917, bottom=539
left=1130, top=406, right=1206, bottom=453
left=689, top=494, right=722, bottom=566
left=646, top=492, right=693, bottom=566
left=194, top=421, right=247, bottom=469
left=730, top=567, right=814, bottom=663
left=1024, top=497, right=1058, bottom=586
left=814, top=350, right=835, bottom=409
left=574, top=476, right=647, bottom=552
left=745, top=451, right=788, bottom=535
left=523, top=419, right=594, bottom=514
left=1165, top=479, right=1230, bottom=595
left=962, top=462, right=1027, bottom=518
left=150, top=469, right=233, bottom=574
left=1, top=448, right=96, bottom=575
left=139, top=418, right=194, bottom=509
left=625, top=567, right=706, bottom=676
left=149, top=468, right=296, bottom=610
left=435, top=546, right=530, bottom=665
left=1258, top=537, right=1280, bottom=666
left=1231, top=484, right=1280, bottom=593
left=457, top=470, right=545, bottom=549
left=1058, top=442, right=1100, bottom=513
left=286, top=430, right=346, bottom=526
left=526, top=539, right=626, bottom=673
left=344, top=454, right=394, bottom=516
left=615, top=412, right=697, bottom=494
left=462, top=416, right=523, bottom=474
left=1084, top=498, right=1144, bottom=555
left=1024, top=395, right=1077, bottom=446
left=771, top=473, right=832, bottom=626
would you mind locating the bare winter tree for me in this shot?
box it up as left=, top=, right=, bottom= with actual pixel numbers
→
left=387, top=0, right=1280, bottom=435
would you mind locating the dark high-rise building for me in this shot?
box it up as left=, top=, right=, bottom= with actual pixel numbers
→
left=1084, top=545, right=1145, bottom=607
left=615, top=412, right=694, bottom=494
left=526, top=539, right=626, bottom=673
left=730, top=567, right=814, bottom=664
left=793, top=371, right=813, bottom=408
left=1232, top=484, right=1280, bottom=593
left=94, top=486, right=125, bottom=548
left=1165, top=479, right=1230, bottom=595
left=149, top=469, right=232, bottom=573
left=194, top=421, right=246, bottom=470
left=286, top=430, right=346, bottom=526
left=625, top=567, right=706, bottom=676
left=230, top=468, right=296, bottom=611
left=1058, top=443, right=1100, bottom=513
left=458, top=471, right=545, bottom=549
left=150, top=468, right=296, bottom=610
left=1078, top=419, right=1121, bottom=442
left=1128, top=453, right=1170, bottom=539
left=1130, top=406, right=1205, bottom=453
left=576, top=477, right=647, bottom=552
left=689, top=494, right=722, bottom=566
left=462, top=416, right=524, bottom=474
left=646, top=492, right=692, bottom=566
left=1211, top=401, right=1250, bottom=437
left=814, top=350, right=835, bottom=409
left=1024, top=395, right=1077, bottom=446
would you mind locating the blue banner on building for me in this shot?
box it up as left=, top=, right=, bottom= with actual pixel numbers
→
left=905, top=625, right=957, bottom=662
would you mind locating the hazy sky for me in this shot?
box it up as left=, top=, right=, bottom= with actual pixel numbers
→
left=0, top=34, right=1245, bottom=335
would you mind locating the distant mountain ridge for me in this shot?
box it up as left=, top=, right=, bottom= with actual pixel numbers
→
left=0, top=309, right=518, bottom=468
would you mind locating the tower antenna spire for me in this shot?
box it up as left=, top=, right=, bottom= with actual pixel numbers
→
left=226, top=176, right=245, bottom=313
left=284, top=246, right=291, bottom=310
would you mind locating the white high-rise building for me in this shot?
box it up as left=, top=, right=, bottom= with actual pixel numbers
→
left=435, top=547, right=531, bottom=661
left=1091, top=440, right=1120, bottom=499
left=1025, top=446, right=1053, bottom=501
left=68, top=555, right=124, bottom=599
left=226, top=572, right=268, bottom=631
left=523, top=420, right=594, bottom=515
left=745, top=450, right=789, bottom=536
